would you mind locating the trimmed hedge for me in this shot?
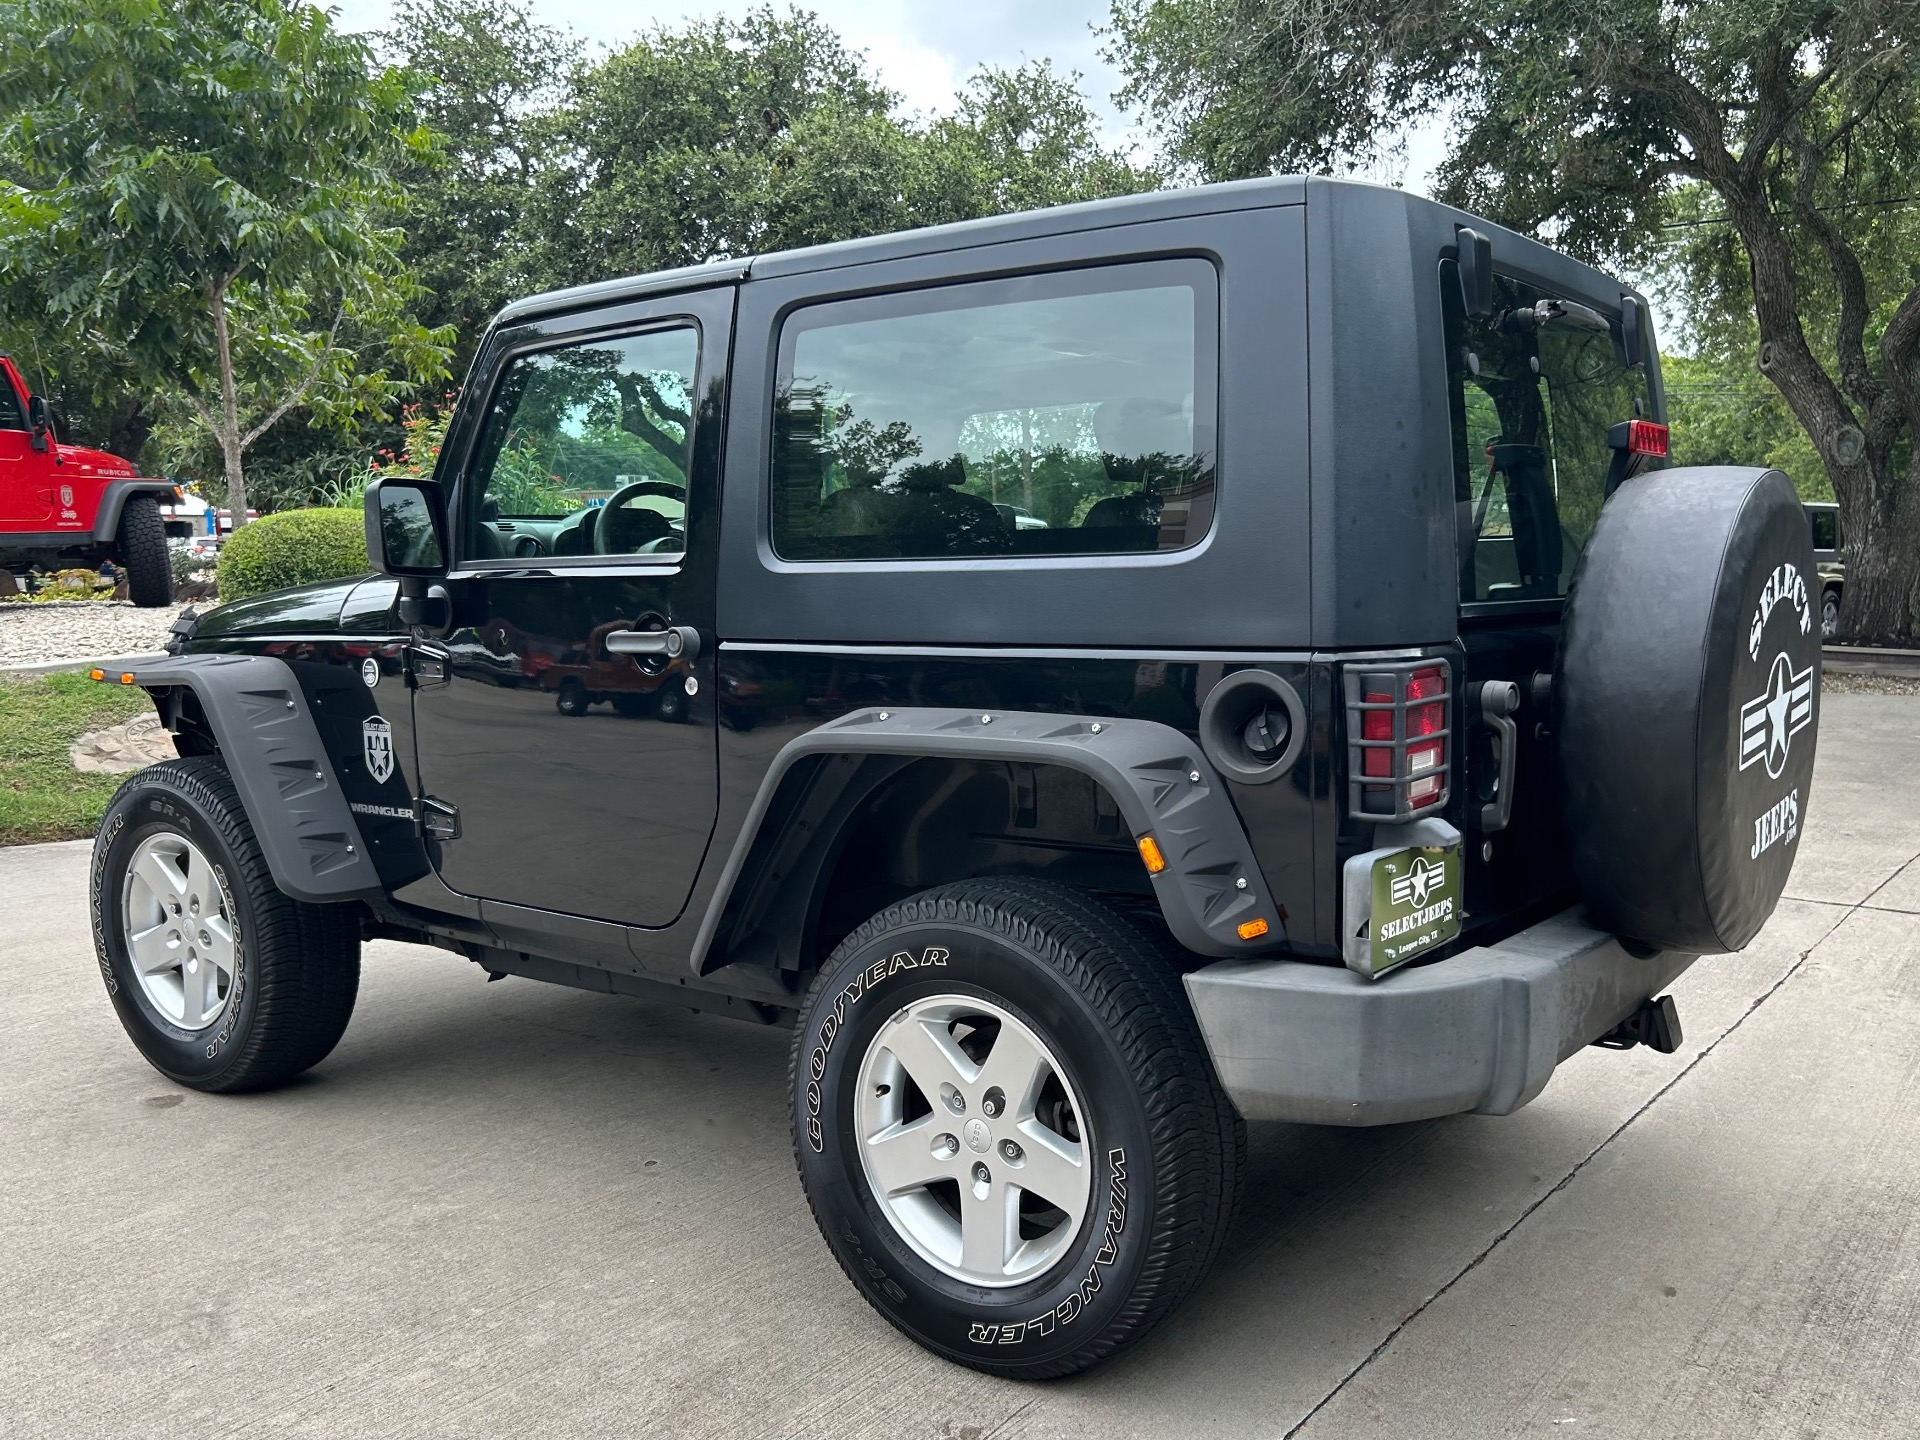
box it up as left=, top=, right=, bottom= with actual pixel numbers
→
left=217, top=508, right=368, bottom=601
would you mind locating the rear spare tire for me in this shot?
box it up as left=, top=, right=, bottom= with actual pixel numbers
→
left=120, top=493, right=172, bottom=607
left=1556, top=466, right=1820, bottom=953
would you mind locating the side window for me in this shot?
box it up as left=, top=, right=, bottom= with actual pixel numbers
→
left=771, top=260, right=1218, bottom=561
left=466, top=325, right=699, bottom=561
left=1808, top=509, right=1839, bottom=552
left=0, top=378, right=25, bottom=431
left=1442, top=261, right=1651, bottom=604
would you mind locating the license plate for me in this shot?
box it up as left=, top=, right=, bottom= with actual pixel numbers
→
left=1367, top=842, right=1463, bottom=976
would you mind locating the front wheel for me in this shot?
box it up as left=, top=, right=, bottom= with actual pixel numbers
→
left=1822, top=587, right=1841, bottom=640
left=91, top=757, right=361, bottom=1091
left=119, top=493, right=172, bottom=607
left=791, top=878, right=1242, bottom=1378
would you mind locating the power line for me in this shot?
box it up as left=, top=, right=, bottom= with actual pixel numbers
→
left=1659, top=192, right=1920, bottom=230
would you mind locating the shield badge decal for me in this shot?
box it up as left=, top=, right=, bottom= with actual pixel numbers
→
left=362, top=715, right=395, bottom=785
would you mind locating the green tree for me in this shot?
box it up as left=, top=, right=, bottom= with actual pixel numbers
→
left=1110, top=0, right=1920, bottom=641
left=0, top=0, right=452, bottom=523
left=519, top=6, right=1153, bottom=291
left=383, top=0, right=579, bottom=380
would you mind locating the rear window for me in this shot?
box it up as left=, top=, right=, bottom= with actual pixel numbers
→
left=1808, top=507, right=1840, bottom=552
left=1442, top=262, right=1651, bottom=604
left=771, top=260, right=1218, bottom=562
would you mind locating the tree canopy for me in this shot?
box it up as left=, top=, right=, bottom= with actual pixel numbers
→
left=1110, top=0, right=1920, bottom=641
left=0, top=0, right=453, bottom=520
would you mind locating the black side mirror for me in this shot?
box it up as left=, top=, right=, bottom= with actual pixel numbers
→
left=1456, top=227, right=1494, bottom=317
left=26, top=394, right=52, bottom=452
left=364, top=477, right=449, bottom=578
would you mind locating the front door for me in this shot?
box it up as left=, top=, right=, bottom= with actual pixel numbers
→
left=0, top=372, right=46, bottom=526
left=410, top=290, right=729, bottom=927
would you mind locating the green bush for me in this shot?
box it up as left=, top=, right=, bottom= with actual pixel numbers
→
left=217, top=508, right=368, bottom=601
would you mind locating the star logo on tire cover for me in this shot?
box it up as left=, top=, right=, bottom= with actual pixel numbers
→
left=1739, top=651, right=1814, bottom=780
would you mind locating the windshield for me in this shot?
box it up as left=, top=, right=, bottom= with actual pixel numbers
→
left=1442, top=262, right=1652, bottom=604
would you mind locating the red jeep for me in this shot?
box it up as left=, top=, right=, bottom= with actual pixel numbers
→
left=0, top=354, right=179, bottom=605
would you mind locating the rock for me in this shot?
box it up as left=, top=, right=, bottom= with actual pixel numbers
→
left=70, top=713, right=178, bottom=775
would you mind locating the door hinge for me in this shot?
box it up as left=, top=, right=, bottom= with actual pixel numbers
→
left=410, top=645, right=450, bottom=687
left=420, top=796, right=461, bottom=840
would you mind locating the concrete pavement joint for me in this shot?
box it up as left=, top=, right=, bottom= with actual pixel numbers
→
left=1280, top=897, right=1867, bottom=1440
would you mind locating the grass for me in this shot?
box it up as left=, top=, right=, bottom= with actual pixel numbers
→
left=0, top=672, right=154, bottom=845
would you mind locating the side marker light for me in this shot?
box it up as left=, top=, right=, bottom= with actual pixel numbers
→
left=1137, top=836, right=1167, bottom=875
left=1237, top=918, right=1271, bottom=941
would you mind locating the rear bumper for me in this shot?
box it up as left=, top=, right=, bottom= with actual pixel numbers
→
left=1183, top=907, right=1697, bottom=1125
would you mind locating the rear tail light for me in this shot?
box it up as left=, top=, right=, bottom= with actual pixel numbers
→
left=1625, top=419, right=1669, bottom=458
left=1345, top=661, right=1453, bottom=819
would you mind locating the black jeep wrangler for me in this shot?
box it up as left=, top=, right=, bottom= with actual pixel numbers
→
left=92, top=178, right=1821, bottom=1378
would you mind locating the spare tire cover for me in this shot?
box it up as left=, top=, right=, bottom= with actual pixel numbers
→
left=1556, top=467, right=1820, bottom=953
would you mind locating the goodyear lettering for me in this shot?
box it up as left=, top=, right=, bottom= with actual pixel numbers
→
left=804, top=945, right=949, bottom=1153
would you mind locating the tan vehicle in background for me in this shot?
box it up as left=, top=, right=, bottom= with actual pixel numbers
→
left=1805, top=502, right=1844, bottom=639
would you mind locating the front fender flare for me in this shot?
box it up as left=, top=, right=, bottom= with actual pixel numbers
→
left=691, top=707, right=1285, bottom=974
left=127, top=654, right=381, bottom=903
left=92, top=479, right=179, bottom=544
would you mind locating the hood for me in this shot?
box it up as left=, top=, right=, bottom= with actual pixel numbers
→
left=53, top=441, right=140, bottom=479
left=192, top=574, right=369, bottom=640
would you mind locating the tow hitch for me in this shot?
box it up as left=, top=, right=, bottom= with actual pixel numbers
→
left=1592, top=994, right=1683, bottom=1054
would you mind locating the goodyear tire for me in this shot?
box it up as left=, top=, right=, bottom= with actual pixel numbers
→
left=119, top=493, right=172, bottom=607
left=1556, top=467, right=1821, bottom=953
left=791, top=878, right=1243, bottom=1378
left=91, top=757, right=361, bottom=1092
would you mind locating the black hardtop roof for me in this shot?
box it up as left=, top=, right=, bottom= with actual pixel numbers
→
left=489, top=174, right=1638, bottom=330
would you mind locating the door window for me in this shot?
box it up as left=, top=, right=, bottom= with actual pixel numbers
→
left=1442, top=264, right=1651, bottom=603
left=771, top=260, right=1218, bottom=560
left=466, top=326, right=699, bottom=561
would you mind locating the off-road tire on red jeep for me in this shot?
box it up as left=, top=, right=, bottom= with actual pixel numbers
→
left=118, top=493, right=172, bottom=608
left=91, top=756, right=361, bottom=1092
left=791, top=877, right=1243, bottom=1378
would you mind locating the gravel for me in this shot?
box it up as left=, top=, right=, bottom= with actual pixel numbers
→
left=0, top=601, right=199, bottom=667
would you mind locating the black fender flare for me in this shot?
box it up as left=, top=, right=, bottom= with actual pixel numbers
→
left=127, top=654, right=381, bottom=903
left=92, top=479, right=179, bottom=544
left=690, top=707, right=1285, bottom=975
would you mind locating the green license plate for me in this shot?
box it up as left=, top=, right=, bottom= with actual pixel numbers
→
left=1368, top=842, right=1463, bottom=976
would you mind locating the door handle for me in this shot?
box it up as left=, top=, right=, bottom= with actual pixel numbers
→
left=605, top=625, right=701, bottom=661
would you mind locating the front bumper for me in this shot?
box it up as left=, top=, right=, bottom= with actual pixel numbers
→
left=1183, top=907, right=1697, bottom=1125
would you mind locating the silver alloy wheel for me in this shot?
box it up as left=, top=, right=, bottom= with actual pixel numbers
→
left=121, top=831, right=237, bottom=1032
left=854, top=994, right=1092, bottom=1287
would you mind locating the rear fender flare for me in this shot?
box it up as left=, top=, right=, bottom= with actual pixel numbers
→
left=691, top=707, right=1285, bottom=975
left=127, top=654, right=380, bottom=903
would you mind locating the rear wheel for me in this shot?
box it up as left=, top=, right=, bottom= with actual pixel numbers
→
left=792, top=878, right=1242, bottom=1378
left=119, top=493, right=172, bottom=607
left=91, top=757, right=360, bottom=1092
left=555, top=679, right=590, bottom=716
left=1822, top=587, right=1841, bottom=640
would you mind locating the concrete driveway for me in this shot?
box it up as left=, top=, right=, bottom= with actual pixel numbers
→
left=4, top=693, right=1918, bottom=1439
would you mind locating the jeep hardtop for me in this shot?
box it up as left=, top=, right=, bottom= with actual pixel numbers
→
left=90, top=176, right=1821, bottom=1378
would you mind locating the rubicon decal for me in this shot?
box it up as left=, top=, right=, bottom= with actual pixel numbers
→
left=362, top=715, right=395, bottom=784
left=1739, top=652, right=1815, bottom=780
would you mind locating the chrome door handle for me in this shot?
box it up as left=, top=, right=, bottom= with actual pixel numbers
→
left=605, top=625, right=700, bottom=661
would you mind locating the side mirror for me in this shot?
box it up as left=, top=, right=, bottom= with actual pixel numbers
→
left=364, top=477, right=449, bottom=578
left=1456, top=227, right=1494, bottom=317
left=26, top=394, right=52, bottom=452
